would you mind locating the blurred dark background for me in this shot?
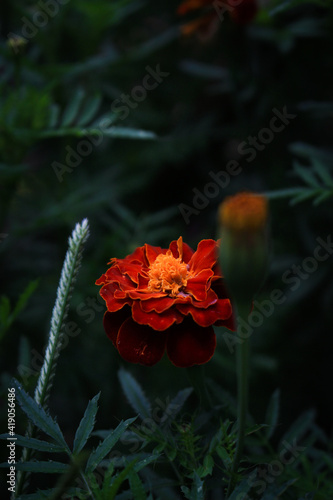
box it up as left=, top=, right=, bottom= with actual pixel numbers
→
left=1, top=0, right=333, bottom=482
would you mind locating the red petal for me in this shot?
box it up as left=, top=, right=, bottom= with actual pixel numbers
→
left=104, top=265, right=137, bottom=289
left=186, top=268, right=214, bottom=301
left=166, top=319, right=216, bottom=368
left=145, top=243, right=165, bottom=266
left=100, top=283, right=131, bottom=312
left=169, top=237, right=194, bottom=263
left=178, top=298, right=233, bottom=327
left=176, top=289, right=217, bottom=311
left=117, top=317, right=167, bottom=366
left=124, top=245, right=147, bottom=265
left=140, top=296, right=176, bottom=313
left=113, top=261, right=145, bottom=284
left=132, top=301, right=183, bottom=330
left=214, top=312, right=236, bottom=330
left=188, top=239, right=218, bottom=274
left=103, top=308, right=130, bottom=346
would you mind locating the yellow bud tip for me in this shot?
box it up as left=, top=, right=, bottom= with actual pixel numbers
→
left=219, top=192, right=268, bottom=232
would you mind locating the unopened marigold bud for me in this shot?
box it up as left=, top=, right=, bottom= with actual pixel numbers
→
left=218, top=192, right=269, bottom=304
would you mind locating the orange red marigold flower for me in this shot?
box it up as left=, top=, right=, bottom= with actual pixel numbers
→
left=96, top=237, right=235, bottom=367
left=177, top=0, right=258, bottom=37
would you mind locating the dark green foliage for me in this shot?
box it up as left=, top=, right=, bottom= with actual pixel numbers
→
left=1, top=0, right=333, bottom=498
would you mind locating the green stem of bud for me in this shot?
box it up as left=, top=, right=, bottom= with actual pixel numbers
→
left=226, top=302, right=250, bottom=498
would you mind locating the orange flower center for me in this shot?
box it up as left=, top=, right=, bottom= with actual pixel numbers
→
left=147, top=251, right=189, bottom=297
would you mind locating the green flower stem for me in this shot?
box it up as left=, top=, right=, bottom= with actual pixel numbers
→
left=186, top=365, right=213, bottom=411
left=226, top=303, right=250, bottom=498
left=14, top=219, right=89, bottom=499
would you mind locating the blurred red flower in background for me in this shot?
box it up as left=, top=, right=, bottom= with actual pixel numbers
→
left=177, top=0, right=258, bottom=38
left=96, top=237, right=234, bottom=367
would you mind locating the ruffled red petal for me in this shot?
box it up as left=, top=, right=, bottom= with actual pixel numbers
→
left=103, top=308, right=130, bottom=346
left=169, top=237, right=194, bottom=263
left=166, top=320, right=216, bottom=368
left=188, top=239, right=218, bottom=275
left=140, top=296, right=176, bottom=313
left=116, top=317, right=167, bottom=366
left=186, top=268, right=214, bottom=301
left=104, top=265, right=137, bottom=289
left=145, top=244, right=165, bottom=266
left=178, top=298, right=232, bottom=327
left=100, top=283, right=131, bottom=312
left=132, top=301, right=183, bottom=330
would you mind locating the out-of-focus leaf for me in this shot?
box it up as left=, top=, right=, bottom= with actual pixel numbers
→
left=118, top=368, right=151, bottom=420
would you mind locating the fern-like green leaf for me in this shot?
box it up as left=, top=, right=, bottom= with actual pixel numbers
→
left=85, top=417, right=136, bottom=473
left=13, top=380, right=69, bottom=450
left=73, top=392, right=100, bottom=455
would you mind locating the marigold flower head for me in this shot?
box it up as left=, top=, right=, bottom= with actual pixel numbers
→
left=218, top=192, right=269, bottom=304
left=219, top=192, right=268, bottom=232
left=96, top=237, right=235, bottom=367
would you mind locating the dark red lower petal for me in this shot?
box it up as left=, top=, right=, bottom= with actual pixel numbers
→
left=166, top=320, right=216, bottom=368
left=132, top=301, right=183, bottom=330
left=116, top=317, right=167, bottom=366
left=103, top=308, right=131, bottom=346
left=177, top=298, right=233, bottom=327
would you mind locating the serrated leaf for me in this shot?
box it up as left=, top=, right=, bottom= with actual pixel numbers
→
left=289, top=142, right=333, bottom=164
left=0, top=433, right=66, bottom=453
left=216, top=445, right=232, bottom=468
left=14, top=488, right=82, bottom=499
left=13, top=380, right=68, bottom=450
left=76, top=94, right=102, bottom=127
left=280, top=409, right=315, bottom=449
left=163, top=387, right=193, bottom=423
left=293, top=162, right=321, bottom=188
left=313, top=190, right=333, bottom=206
left=103, top=127, right=156, bottom=140
left=312, top=159, right=333, bottom=187
left=85, top=417, right=136, bottom=473
left=181, top=473, right=204, bottom=500
left=61, top=89, right=85, bottom=127
left=196, top=454, right=214, bottom=478
left=290, top=189, right=315, bottom=205
left=105, top=459, right=138, bottom=500
left=0, top=460, right=68, bottom=473
left=118, top=368, right=151, bottom=420
left=261, top=478, right=298, bottom=499
left=265, top=389, right=280, bottom=439
left=73, top=392, right=100, bottom=455
left=48, top=104, right=60, bottom=129
left=227, top=476, right=253, bottom=499
left=128, top=469, right=147, bottom=500
left=134, top=453, right=160, bottom=472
